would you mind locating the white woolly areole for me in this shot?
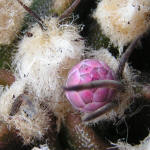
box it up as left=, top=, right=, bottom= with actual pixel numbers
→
left=94, top=0, right=150, bottom=53
left=32, top=144, right=50, bottom=150
left=113, top=133, right=150, bottom=150
left=0, top=0, right=33, bottom=44
left=13, top=17, right=84, bottom=116
left=8, top=98, right=53, bottom=144
left=85, top=49, right=134, bottom=122
left=0, top=79, right=56, bottom=144
left=0, top=79, right=25, bottom=122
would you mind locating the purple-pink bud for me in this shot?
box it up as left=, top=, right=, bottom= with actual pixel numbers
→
left=65, top=59, right=116, bottom=112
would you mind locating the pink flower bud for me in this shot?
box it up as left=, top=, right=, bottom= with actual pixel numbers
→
left=65, top=59, right=116, bottom=112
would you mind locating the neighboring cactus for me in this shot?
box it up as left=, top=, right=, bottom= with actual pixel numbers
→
left=0, top=81, right=59, bottom=145
left=0, top=0, right=84, bottom=145
left=0, top=0, right=33, bottom=45
left=12, top=16, right=84, bottom=121
left=93, top=0, right=150, bottom=53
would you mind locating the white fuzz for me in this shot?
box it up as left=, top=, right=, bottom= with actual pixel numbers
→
left=0, top=16, right=84, bottom=144
left=0, top=79, right=25, bottom=122
left=0, top=0, right=33, bottom=44
left=8, top=98, right=53, bottom=144
left=0, top=79, right=56, bottom=144
left=52, top=0, right=74, bottom=14
left=113, top=133, right=150, bottom=150
left=13, top=17, right=84, bottom=118
left=32, top=144, right=50, bottom=150
left=94, top=0, right=150, bottom=53
left=85, top=48, right=134, bottom=122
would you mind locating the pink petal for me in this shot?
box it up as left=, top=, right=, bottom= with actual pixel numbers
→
left=66, top=70, right=80, bottom=86
left=80, top=73, right=92, bottom=84
left=83, top=102, right=107, bottom=112
left=98, top=67, right=109, bottom=79
left=93, top=88, right=108, bottom=102
left=90, top=68, right=101, bottom=80
left=66, top=92, right=85, bottom=108
left=84, top=59, right=101, bottom=67
left=106, top=71, right=115, bottom=80
left=79, top=63, right=92, bottom=74
left=106, top=89, right=115, bottom=101
left=79, top=90, right=93, bottom=104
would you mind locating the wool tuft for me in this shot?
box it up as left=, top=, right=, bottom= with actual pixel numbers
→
left=94, top=0, right=150, bottom=53
left=113, top=133, right=150, bottom=150
left=0, top=79, right=25, bottom=122
left=0, top=0, right=33, bottom=44
left=13, top=17, right=84, bottom=118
